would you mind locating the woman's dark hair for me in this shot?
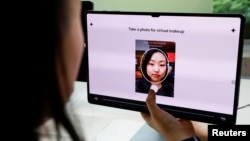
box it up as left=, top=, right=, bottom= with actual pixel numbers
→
left=4, top=0, right=82, bottom=141
left=141, top=48, right=169, bottom=82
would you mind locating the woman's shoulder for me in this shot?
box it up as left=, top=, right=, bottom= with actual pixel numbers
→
left=136, top=78, right=148, bottom=85
left=157, top=82, right=174, bottom=97
left=136, top=78, right=150, bottom=93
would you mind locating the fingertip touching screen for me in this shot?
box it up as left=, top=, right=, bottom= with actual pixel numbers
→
left=85, top=11, right=245, bottom=125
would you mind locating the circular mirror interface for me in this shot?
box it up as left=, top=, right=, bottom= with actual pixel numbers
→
left=140, top=48, right=169, bottom=84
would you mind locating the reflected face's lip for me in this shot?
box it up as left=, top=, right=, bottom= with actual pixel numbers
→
left=151, top=74, right=161, bottom=80
left=152, top=74, right=160, bottom=77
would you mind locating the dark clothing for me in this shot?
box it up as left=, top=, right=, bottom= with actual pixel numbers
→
left=136, top=78, right=174, bottom=97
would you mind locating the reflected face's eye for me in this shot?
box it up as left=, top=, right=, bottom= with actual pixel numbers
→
left=160, top=64, right=166, bottom=67
left=149, top=62, right=154, bottom=66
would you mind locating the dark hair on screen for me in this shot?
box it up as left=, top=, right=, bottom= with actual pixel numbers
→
left=141, top=48, right=169, bottom=82
left=4, top=0, right=83, bottom=141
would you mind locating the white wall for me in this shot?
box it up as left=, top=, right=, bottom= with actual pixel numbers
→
left=84, top=0, right=213, bottom=13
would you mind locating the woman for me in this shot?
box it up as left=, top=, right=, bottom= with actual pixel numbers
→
left=5, top=0, right=84, bottom=140
left=4, top=0, right=206, bottom=140
left=136, top=48, right=174, bottom=97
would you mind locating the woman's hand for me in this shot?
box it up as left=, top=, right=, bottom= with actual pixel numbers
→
left=141, top=89, right=195, bottom=141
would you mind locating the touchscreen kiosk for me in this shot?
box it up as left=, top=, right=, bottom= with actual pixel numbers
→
left=85, top=11, right=245, bottom=125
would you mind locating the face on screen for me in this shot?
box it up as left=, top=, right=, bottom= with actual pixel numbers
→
left=136, top=43, right=175, bottom=97
left=142, top=48, right=168, bottom=84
